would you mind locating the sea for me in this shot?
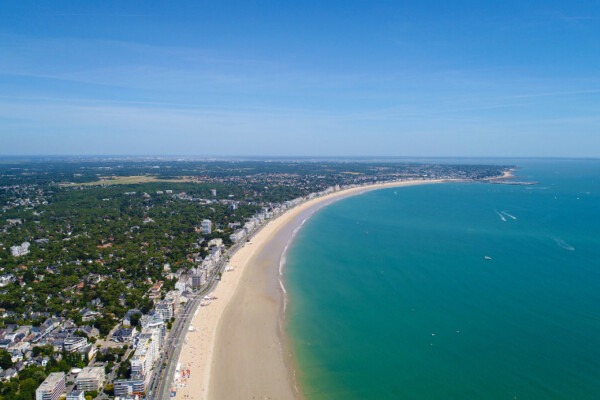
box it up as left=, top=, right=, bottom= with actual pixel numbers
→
left=285, top=159, right=600, bottom=399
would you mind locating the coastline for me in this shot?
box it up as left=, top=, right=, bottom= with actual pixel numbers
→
left=173, top=179, right=450, bottom=400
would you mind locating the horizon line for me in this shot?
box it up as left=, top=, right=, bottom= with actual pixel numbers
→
left=0, top=154, right=599, bottom=161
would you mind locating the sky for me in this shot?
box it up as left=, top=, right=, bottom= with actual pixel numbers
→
left=1, top=1, right=599, bottom=157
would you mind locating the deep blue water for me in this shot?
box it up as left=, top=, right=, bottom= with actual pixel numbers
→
left=286, top=159, right=600, bottom=399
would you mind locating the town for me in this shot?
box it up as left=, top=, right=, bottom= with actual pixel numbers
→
left=0, top=158, right=509, bottom=400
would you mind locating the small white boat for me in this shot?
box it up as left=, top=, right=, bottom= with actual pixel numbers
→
left=484, top=256, right=492, bottom=260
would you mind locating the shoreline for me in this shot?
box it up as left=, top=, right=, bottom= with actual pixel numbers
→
left=173, top=178, right=453, bottom=400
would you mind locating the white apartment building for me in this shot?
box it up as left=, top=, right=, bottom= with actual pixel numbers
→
left=130, top=326, right=163, bottom=389
left=113, top=378, right=145, bottom=397
left=36, top=372, right=66, bottom=400
left=201, top=219, right=212, bottom=234
left=75, top=367, right=105, bottom=392
left=229, top=229, right=246, bottom=243
left=156, top=291, right=180, bottom=320
left=66, top=390, right=84, bottom=400
left=63, top=336, right=87, bottom=352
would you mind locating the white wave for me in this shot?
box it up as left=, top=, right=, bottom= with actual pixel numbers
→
left=279, top=216, right=310, bottom=312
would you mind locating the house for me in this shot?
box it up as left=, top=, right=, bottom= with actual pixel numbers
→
left=81, top=309, right=101, bottom=322
left=10, top=352, right=23, bottom=363
left=112, top=328, right=137, bottom=343
left=10, top=242, right=30, bottom=257
left=147, top=281, right=163, bottom=300
left=122, top=309, right=142, bottom=328
left=80, top=326, right=99, bottom=338
left=1, top=368, right=18, bottom=381
left=0, top=275, right=14, bottom=287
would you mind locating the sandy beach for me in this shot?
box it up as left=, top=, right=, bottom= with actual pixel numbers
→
left=173, top=179, right=448, bottom=400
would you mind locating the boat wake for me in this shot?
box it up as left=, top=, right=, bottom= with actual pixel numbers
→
left=495, top=210, right=507, bottom=222
left=553, top=237, right=575, bottom=251
left=501, top=211, right=517, bottom=220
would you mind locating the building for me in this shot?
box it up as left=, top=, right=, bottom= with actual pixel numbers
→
left=191, top=269, right=206, bottom=288
left=113, top=379, right=145, bottom=397
left=0, top=274, right=14, bottom=287
left=123, top=309, right=142, bottom=327
left=10, top=242, right=30, bottom=257
left=129, top=326, right=163, bottom=392
left=155, top=291, right=180, bottom=321
left=147, top=281, right=163, bottom=300
left=112, top=327, right=137, bottom=343
left=75, top=367, right=105, bottom=392
left=210, top=188, right=217, bottom=197
left=229, top=229, right=246, bottom=243
left=36, top=372, right=66, bottom=400
left=201, top=219, right=212, bottom=234
left=175, top=279, right=187, bottom=293
left=66, top=390, right=85, bottom=400
left=63, top=336, right=87, bottom=352
left=155, top=300, right=173, bottom=321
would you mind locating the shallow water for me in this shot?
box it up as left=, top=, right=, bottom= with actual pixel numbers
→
left=286, top=159, right=600, bottom=399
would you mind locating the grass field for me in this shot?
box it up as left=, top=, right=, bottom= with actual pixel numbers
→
left=62, top=175, right=197, bottom=186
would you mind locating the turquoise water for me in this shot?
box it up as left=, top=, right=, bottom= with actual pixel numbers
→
left=285, top=160, right=600, bottom=399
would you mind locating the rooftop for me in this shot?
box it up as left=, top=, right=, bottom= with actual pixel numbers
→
left=76, top=367, right=104, bottom=380
left=38, top=372, right=65, bottom=390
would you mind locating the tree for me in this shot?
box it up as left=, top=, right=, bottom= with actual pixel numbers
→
left=129, top=312, right=142, bottom=327
left=103, top=384, right=114, bottom=396
left=0, top=349, right=12, bottom=369
left=104, top=362, right=113, bottom=375
left=18, top=377, right=38, bottom=400
left=31, top=345, right=54, bottom=358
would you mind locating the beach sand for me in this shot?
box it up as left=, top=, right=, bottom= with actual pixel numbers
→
left=174, top=179, right=447, bottom=400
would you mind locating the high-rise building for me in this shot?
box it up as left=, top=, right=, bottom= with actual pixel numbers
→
left=113, top=379, right=145, bottom=398
left=201, top=219, right=212, bottom=234
left=128, top=325, right=163, bottom=393
left=191, top=269, right=207, bottom=288
left=36, top=373, right=66, bottom=400
left=75, top=367, right=105, bottom=392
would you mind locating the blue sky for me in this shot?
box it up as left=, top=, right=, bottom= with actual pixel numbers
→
left=1, top=1, right=599, bottom=157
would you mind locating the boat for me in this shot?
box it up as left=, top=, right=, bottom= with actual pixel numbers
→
left=484, top=256, right=492, bottom=260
